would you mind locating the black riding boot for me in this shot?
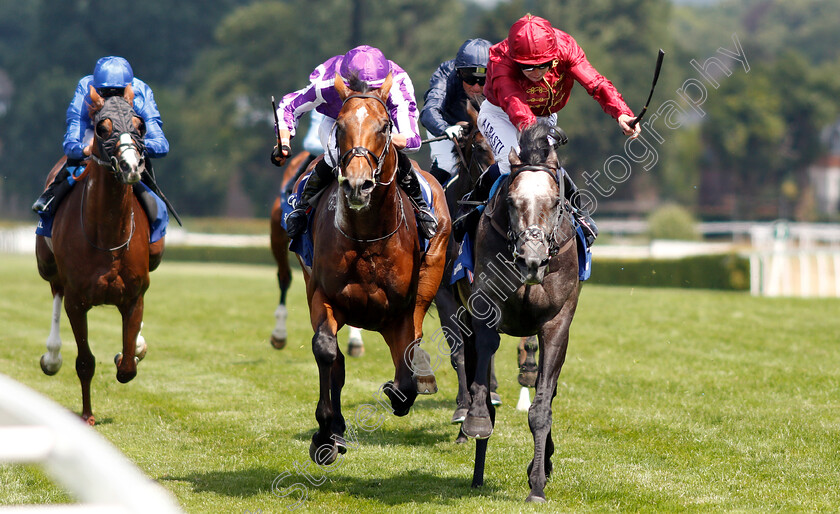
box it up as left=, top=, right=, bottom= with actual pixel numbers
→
left=32, top=166, right=74, bottom=215
left=428, top=162, right=451, bottom=186
left=397, top=152, right=437, bottom=239
left=286, top=158, right=335, bottom=238
left=563, top=171, right=598, bottom=247
left=452, top=163, right=501, bottom=241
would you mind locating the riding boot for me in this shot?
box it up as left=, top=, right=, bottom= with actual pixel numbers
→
left=396, top=151, right=437, bottom=239
left=452, top=163, right=501, bottom=241
left=563, top=170, right=598, bottom=247
left=428, top=162, right=452, bottom=186
left=32, top=166, right=73, bottom=215
left=286, top=158, right=335, bottom=238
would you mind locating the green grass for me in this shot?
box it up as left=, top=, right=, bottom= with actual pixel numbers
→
left=1, top=254, right=839, bottom=512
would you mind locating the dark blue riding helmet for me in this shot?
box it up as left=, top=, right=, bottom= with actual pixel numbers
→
left=454, top=38, right=491, bottom=76
left=92, top=56, right=134, bottom=90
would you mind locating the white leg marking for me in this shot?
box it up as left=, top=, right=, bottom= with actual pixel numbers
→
left=272, top=305, right=288, bottom=341
left=41, top=294, right=63, bottom=373
left=347, top=326, right=363, bottom=346
left=516, top=386, right=532, bottom=412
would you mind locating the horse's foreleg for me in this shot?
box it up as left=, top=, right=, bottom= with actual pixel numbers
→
left=435, top=288, right=470, bottom=426
left=270, top=202, right=291, bottom=350
left=115, top=297, right=142, bottom=384
left=40, top=293, right=64, bottom=375
left=380, top=319, right=420, bottom=416
left=526, top=324, right=570, bottom=503
left=64, top=299, right=95, bottom=425
left=462, top=320, right=499, bottom=440
left=346, top=326, right=364, bottom=357
left=308, top=294, right=343, bottom=466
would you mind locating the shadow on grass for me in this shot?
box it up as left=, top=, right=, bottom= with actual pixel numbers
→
left=162, top=467, right=497, bottom=506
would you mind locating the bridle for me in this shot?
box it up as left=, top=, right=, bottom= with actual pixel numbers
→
left=337, top=93, right=394, bottom=186
left=90, top=97, right=146, bottom=177
left=506, top=164, right=567, bottom=264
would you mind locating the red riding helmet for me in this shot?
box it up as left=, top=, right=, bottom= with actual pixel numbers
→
left=507, top=15, right=558, bottom=65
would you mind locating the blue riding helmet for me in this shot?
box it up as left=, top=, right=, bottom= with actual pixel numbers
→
left=454, top=38, right=491, bottom=75
left=92, top=56, right=134, bottom=90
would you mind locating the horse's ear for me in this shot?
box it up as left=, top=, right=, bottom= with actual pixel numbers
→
left=377, top=72, right=393, bottom=101
left=123, top=83, right=134, bottom=104
left=334, top=73, right=350, bottom=100
left=88, top=85, right=104, bottom=115
left=508, top=146, right=521, bottom=167
left=546, top=146, right=560, bottom=170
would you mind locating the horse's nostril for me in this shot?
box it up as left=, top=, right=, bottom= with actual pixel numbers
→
left=361, top=180, right=375, bottom=192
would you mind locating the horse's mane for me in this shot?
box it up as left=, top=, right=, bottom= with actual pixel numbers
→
left=517, top=124, right=556, bottom=167
left=342, top=71, right=373, bottom=94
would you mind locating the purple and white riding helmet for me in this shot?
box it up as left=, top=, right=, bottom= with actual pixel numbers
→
left=338, top=45, right=392, bottom=89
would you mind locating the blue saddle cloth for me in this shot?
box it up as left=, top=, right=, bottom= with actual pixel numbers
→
left=35, top=180, right=169, bottom=244
left=284, top=170, right=435, bottom=268
left=450, top=214, right=592, bottom=284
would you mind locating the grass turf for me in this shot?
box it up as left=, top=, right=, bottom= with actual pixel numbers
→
left=1, top=254, right=839, bottom=512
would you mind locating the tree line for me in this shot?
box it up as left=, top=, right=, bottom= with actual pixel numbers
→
left=1, top=0, right=838, bottom=220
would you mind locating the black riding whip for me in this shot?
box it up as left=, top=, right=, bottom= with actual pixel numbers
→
left=629, top=49, right=665, bottom=129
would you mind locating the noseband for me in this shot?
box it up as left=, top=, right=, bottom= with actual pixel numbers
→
left=338, top=94, right=394, bottom=185
left=507, top=164, right=566, bottom=263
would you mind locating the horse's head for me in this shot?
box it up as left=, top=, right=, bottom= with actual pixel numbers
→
left=506, top=124, right=567, bottom=285
left=88, top=85, right=146, bottom=185
left=334, top=72, right=395, bottom=210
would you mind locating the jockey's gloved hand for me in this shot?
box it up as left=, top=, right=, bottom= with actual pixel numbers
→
left=444, top=124, right=465, bottom=140
left=270, top=145, right=288, bottom=167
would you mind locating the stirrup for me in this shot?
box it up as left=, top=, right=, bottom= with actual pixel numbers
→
left=415, top=209, right=437, bottom=239
left=285, top=208, right=309, bottom=238
left=32, top=194, right=54, bottom=214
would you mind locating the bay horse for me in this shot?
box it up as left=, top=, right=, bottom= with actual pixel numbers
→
left=454, top=123, right=580, bottom=502
left=35, top=85, right=163, bottom=425
left=300, top=73, right=450, bottom=465
left=269, top=152, right=364, bottom=354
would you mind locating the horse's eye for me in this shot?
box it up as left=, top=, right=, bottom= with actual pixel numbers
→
left=96, top=120, right=111, bottom=139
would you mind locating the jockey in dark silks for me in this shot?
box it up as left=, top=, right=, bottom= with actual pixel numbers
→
left=270, top=45, right=437, bottom=240
left=32, top=56, right=169, bottom=216
left=419, top=38, right=491, bottom=185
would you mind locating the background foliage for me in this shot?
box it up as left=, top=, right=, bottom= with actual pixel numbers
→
left=1, top=0, right=839, bottom=219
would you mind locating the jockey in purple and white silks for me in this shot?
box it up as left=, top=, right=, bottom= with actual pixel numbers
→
left=32, top=56, right=169, bottom=215
left=270, top=45, right=437, bottom=240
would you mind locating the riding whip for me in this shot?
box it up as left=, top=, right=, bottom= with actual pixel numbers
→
left=629, top=49, right=665, bottom=129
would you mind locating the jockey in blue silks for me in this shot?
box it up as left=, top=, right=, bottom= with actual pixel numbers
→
left=32, top=56, right=169, bottom=215
left=270, top=45, right=437, bottom=240
left=419, top=38, right=491, bottom=185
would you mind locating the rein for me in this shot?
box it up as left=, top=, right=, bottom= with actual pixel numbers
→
left=338, top=93, right=394, bottom=186
left=79, top=178, right=136, bottom=252
left=332, top=186, right=408, bottom=243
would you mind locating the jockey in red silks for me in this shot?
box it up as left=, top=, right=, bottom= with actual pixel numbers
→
left=454, top=14, right=641, bottom=246
left=271, top=45, right=437, bottom=240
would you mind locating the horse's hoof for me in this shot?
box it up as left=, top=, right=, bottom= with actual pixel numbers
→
left=490, top=392, right=502, bottom=405
left=347, top=342, right=364, bottom=358
left=114, top=353, right=140, bottom=368
left=309, top=441, right=338, bottom=466
left=462, top=414, right=493, bottom=439
left=525, top=494, right=547, bottom=503
left=415, top=374, right=438, bottom=395
left=270, top=335, right=287, bottom=350
left=332, top=435, right=348, bottom=454
left=82, top=414, right=96, bottom=426
left=518, top=369, right=538, bottom=388
left=116, top=369, right=137, bottom=384
left=451, top=407, right=468, bottom=424
left=39, top=354, right=61, bottom=376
